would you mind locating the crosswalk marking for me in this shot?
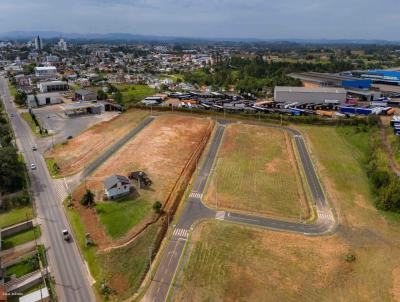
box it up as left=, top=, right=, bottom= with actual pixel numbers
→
left=53, top=180, right=68, bottom=202
left=172, top=228, right=189, bottom=240
left=317, top=210, right=334, bottom=222
left=215, top=211, right=225, bottom=220
left=189, top=192, right=203, bottom=199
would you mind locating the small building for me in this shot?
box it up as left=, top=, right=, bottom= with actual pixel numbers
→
left=34, top=66, right=57, bottom=78
left=274, top=86, right=347, bottom=104
left=103, top=175, right=131, bottom=200
left=38, top=81, right=69, bottom=93
left=19, top=287, right=50, bottom=302
left=75, top=89, right=97, bottom=101
left=62, top=102, right=104, bottom=117
left=27, top=92, right=63, bottom=107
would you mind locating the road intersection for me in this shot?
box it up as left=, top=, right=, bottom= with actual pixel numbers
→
left=143, top=121, right=336, bottom=302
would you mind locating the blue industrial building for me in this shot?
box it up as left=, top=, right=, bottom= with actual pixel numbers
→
left=341, top=79, right=372, bottom=89
left=362, top=70, right=400, bottom=85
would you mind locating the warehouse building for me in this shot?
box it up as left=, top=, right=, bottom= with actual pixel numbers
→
left=289, top=72, right=372, bottom=89
left=274, top=86, right=347, bottom=104
left=38, top=80, right=69, bottom=93
left=27, top=92, right=63, bottom=107
left=360, top=70, right=400, bottom=85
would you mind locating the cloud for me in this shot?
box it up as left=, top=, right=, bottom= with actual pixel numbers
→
left=0, top=0, right=399, bottom=40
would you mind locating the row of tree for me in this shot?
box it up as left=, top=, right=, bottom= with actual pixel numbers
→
left=183, top=56, right=372, bottom=95
left=0, top=102, right=26, bottom=194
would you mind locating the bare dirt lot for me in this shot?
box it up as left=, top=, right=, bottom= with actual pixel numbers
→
left=204, top=123, right=309, bottom=220
left=45, top=109, right=148, bottom=176
left=71, top=114, right=214, bottom=248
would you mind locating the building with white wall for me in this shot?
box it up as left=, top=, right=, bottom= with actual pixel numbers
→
left=274, top=86, right=347, bottom=104
left=38, top=81, right=69, bottom=93
left=35, top=66, right=57, bottom=78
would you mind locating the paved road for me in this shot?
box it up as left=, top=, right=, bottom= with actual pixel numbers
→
left=143, top=121, right=336, bottom=302
left=0, top=77, right=95, bottom=302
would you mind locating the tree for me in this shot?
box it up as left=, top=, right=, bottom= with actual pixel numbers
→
left=14, top=91, right=27, bottom=106
left=113, top=91, right=123, bottom=104
left=97, top=90, right=108, bottom=100
left=152, top=201, right=162, bottom=214
left=0, top=147, right=25, bottom=193
left=81, top=189, right=95, bottom=207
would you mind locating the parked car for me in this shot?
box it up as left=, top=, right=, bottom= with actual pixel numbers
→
left=30, top=163, right=36, bottom=170
left=62, top=229, right=71, bottom=241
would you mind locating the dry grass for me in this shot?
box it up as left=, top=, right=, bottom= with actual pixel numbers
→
left=175, top=125, right=400, bottom=302
left=71, top=115, right=214, bottom=248
left=45, top=109, right=149, bottom=176
left=204, top=123, right=308, bottom=220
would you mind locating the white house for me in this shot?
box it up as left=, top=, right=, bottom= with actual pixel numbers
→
left=103, top=175, right=131, bottom=200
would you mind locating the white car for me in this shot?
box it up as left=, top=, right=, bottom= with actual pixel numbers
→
left=32, top=145, right=37, bottom=151
left=62, top=229, right=71, bottom=241
left=30, top=163, right=36, bottom=170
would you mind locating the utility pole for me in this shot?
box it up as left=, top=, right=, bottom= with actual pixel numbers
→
left=215, top=171, right=218, bottom=210
left=148, top=245, right=153, bottom=279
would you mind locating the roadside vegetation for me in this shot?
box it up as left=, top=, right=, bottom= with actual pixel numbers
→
left=65, top=198, right=163, bottom=301
left=0, top=100, right=33, bottom=229
left=21, top=111, right=48, bottom=137
left=175, top=124, right=400, bottom=301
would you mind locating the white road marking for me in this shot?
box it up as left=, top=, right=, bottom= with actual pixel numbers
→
left=189, top=192, right=203, bottom=199
left=172, top=228, right=189, bottom=240
left=215, top=211, right=225, bottom=220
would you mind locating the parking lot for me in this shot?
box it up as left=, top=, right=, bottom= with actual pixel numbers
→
left=32, top=104, right=119, bottom=147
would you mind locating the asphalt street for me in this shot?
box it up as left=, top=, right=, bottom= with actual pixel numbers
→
left=0, top=77, right=95, bottom=302
left=143, top=120, right=336, bottom=302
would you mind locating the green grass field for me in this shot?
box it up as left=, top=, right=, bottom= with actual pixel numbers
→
left=175, top=125, right=400, bottom=302
left=0, top=206, right=33, bottom=228
left=204, top=124, right=308, bottom=219
left=5, top=255, right=40, bottom=280
left=95, top=196, right=152, bottom=239
left=2, top=226, right=41, bottom=250
left=115, top=84, right=155, bottom=106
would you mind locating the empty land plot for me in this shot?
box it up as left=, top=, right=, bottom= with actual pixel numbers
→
left=71, top=115, right=213, bottom=246
left=176, top=126, right=400, bottom=302
left=45, top=109, right=149, bottom=176
left=204, top=123, right=308, bottom=220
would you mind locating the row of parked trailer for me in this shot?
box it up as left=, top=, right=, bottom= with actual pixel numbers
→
left=142, top=91, right=396, bottom=118
left=391, top=116, right=400, bottom=136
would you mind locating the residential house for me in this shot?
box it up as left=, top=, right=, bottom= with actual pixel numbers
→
left=103, top=175, right=131, bottom=200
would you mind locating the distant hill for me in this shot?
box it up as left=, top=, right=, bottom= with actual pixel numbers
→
left=1, top=31, right=399, bottom=45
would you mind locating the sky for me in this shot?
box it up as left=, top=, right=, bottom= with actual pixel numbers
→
left=0, top=0, right=399, bottom=40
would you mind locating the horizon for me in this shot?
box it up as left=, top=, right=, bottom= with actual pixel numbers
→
left=0, top=0, right=399, bottom=40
